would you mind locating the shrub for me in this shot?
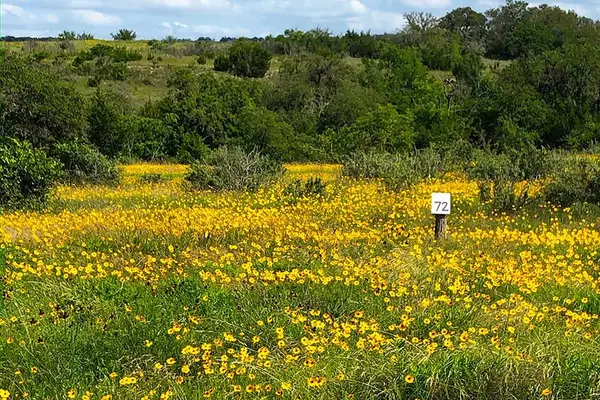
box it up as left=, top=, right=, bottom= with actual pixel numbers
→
left=284, top=177, right=327, bottom=198
left=186, top=148, right=283, bottom=192
left=213, top=54, right=231, bottom=72
left=111, top=29, right=137, bottom=41
left=343, top=150, right=445, bottom=190
left=467, top=149, right=545, bottom=211
left=477, top=180, right=531, bottom=211
left=197, top=55, right=207, bottom=65
left=327, top=105, right=415, bottom=156
left=139, top=173, right=165, bottom=184
left=544, top=157, right=600, bottom=206
left=214, top=40, right=271, bottom=78
left=51, top=142, right=120, bottom=185
left=0, top=138, right=62, bottom=209
left=0, top=54, right=87, bottom=148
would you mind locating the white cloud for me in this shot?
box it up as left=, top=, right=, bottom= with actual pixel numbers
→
left=144, top=0, right=232, bottom=9
left=4, top=28, right=55, bottom=37
left=246, top=0, right=372, bottom=18
left=73, top=9, right=121, bottom=25
left=173, top=21, right=190, bottom=28
left=70, top=0, right=104, bottom=8
left=1, top=4, right=36, bottom=20
left=399, top=0, right=451, bottom=9
left=160, top=21, right=173, bottom=34
left=347, top=10, right=406, bottom=31
left=192, top=24, right=251, bottom=37
left=47, top=13, right=60, bottom=23
left=350, top=0, right=368, bottom=14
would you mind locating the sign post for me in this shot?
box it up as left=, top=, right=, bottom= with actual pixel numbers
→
left=431, top=193, right=451, bottom=240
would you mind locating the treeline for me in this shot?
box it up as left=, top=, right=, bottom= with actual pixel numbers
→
left=4, top=0, right=600, bottom=208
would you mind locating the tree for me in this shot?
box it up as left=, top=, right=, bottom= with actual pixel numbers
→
left=77, top=32, right=94, bottom=40
left=58, top=30, right=76, bottom=40
left=438, top=7, right=486, bottom=46
left=111, top=29, right=137, bottom=41
left=405, top=12, right=439, bottom=32
left=87, top=88, right=130, bottom=157
left=0, top=54, right=87, bottom=148
left=214, top=40, right=272, bottom=78
left=327, top=104, right=415, bottom=155
left=485, top=0, right=530, bottom=59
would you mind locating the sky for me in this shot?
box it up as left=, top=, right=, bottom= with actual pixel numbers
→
left=0, top=0, right=594, bottom=40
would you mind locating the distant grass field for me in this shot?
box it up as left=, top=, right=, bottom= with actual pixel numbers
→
left=1, top=163, right=600, bottom=399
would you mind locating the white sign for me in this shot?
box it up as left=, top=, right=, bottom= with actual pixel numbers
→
left=431, top=193, right=451, bottom=215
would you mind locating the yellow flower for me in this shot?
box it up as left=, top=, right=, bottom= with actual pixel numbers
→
left=405, top=375, right=415, bottom=384
left=119, top=376, right=137, bottom=386
left=0, top=390, right=10, bottom=399
left=67, top=389, right=77, bottom=398
left=541, top=388, right=552, bottom=396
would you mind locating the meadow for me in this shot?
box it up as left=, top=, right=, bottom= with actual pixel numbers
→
left=1, top=163, right=600, bottom=400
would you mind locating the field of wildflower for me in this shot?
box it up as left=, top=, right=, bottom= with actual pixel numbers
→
left=1, top=163, right=600, bottom=400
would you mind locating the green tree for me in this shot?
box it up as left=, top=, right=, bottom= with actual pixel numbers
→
left=111, top=29, right=137, bottom=41
left=438, top=7, right=486, bottom=50
left=58, top=30, right=77, bottom=40
left=327, top=104, right=415, bottom=155
left=0, top=54, right=87, bottom=148
left=87, top=88, right=130, bottom=157
left=215, top=40, right=272, bottom=78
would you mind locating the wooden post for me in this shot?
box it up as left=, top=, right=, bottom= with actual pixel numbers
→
left=434, top=214, right=447, bottom=240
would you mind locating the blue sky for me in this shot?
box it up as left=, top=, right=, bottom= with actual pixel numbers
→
left=0, top=0, right=594, bottom=39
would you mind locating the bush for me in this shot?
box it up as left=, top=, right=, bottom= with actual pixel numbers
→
left=139, top=173, right=166, bottom=184
left=544, top=157, right=600, bottom=206
left=0, top=138, right=62, bottom=209
left=466, top=149, right=548, bottom=211
left=0, top=54, right=87, bottom=148
left=284, top=177, right=327, bottom=198
left=51, top=142, right=120, bottom=185
left=111, top=29, right=137, bottom=41
left=214, top=40, right=271, bottom=78
left=343, top=150, right=445, bottom=190
left=213, top=54, right=231, bottom=72
left=186, top=148, right=283, bottom=192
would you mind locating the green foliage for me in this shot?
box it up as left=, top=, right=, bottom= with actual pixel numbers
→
left=466, top=149, right=556, bottom=210
left=77, top=32, right=94, bottom=40
left=51, top=142, right=120, bottom=185
left=0, top=138, right=62, bottom=209
left=284, top=177, right=327, bottom=198
left=111, top=29, right=137, bottom=41
left=73, top=44, right=143, bottom=66
left=150, top=70, right=293, bottom=159
left=139, top=173, right=166, bottom=183
left=439, top=7, right=487, bottom=48
left=58, top=31, right=77, bottom=41
left=214, top=40, right=272, bottom=78
left=544, top=157, right=600, bottom=206
left=213, top=54, right=231, bottom=72
left=186, top=148, right=283, bottom=192
left=326, top=104, right=415, bottom=156
left=0, top=54, right=87, bottom=148
left=342, top=150, right=445, bottom=190
left=87, top=88, right=130, bottom=158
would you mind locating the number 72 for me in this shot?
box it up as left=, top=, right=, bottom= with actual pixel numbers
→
left=434, top=201, right=449, bottom=212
